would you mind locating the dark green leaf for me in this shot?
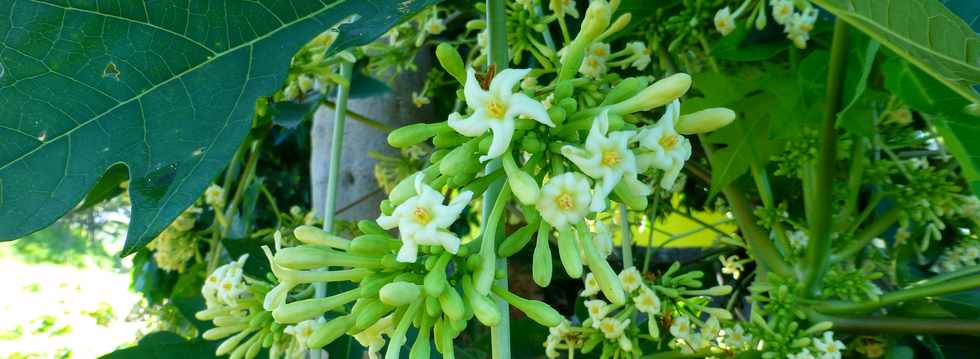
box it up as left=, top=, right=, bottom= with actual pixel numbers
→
left=100, top=331, right=217, bottom=359
left=712, top=24, right=789, bottom=62
left=77, top=163, right=129, bottom=210
left=810, top=0, right=980, bottom=104
left=886, top=345, right=915, bottom=359
left=0, top=0, right=441, bottom=255
left=350, top=69, right=391, bottom=99
left=837, top=36, right=880, bottom=136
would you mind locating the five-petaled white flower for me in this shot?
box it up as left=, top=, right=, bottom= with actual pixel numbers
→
left=813, top=331, right=845, bottom=359
left=618, top=266, right=643, bottom=293
left=581, top=272, right=601, bottom=297
left=637, top=100, right=692, bottom=191
left=723, top=324, right=753, bottom=349
left=550, top=0, right=580, bottom=18
left=377, top=175, right=473, bottom=263
left=626, top=41, right=651, bottom=71
left=719, top=255, right=744, bottom=279
left=634, top=285, right=661, bottom=314
left=205, top=184, right=225, bottom=208
left=788, top=349, right=816, bottom=359
left=598, top=317, right=630, bottom=339
left=537, top=172, right=592, bottom=229
left=202, top=254, right=249, bottom=308
left=425, top=17, right=446, bottom=34
left=285, top=318, right=325, bottom=349
left=670, top=315, right=693, bottom=340
left=562, top=110, right=650, bottom=211
left=714, top=7, right=738, bottom=35
left=449, top=68, right=554, bottom=162
left=770, top=0, right=794, bottom=24
left=584, top=299, right=610, bottom=327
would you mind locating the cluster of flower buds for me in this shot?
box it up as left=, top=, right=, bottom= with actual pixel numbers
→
left=147, top=206, right=201, bottom=272
left=714, top=0, right=818, bottom=49
left=544, top=262, right=739, bottom=358
left=260, top=223, right=565, bottom=359
left=196, top=255, right=300, bottom=359
left=930, top=237, right=980, bottom=273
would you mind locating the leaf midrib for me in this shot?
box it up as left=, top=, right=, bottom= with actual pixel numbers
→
left=0, top=0, right=343, bottom=171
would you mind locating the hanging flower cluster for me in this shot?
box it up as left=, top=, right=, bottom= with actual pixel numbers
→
left=146, top=206, right=201, bottom=272
left=714, top=0, right=819, bottom=48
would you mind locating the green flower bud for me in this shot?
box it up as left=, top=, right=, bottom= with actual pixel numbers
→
left=579, top=229, right=626, bottom=305
left=556, top=228, right=583, bottom=278
left=676, top=108, right=736, bottom=134
left=440, top=140, right=479, bottom=176
left=601, top=77, right=649, bottom=106
left=436, top=43, right=466, bottom=85
left=559, top=97, right=578, bottom=113
left=555, top=81, right=574, bottom=100
left=438, top=286, right=466, bottom=322
left=462, top=168, right=505, bottom=195
left=547, top=106, right=566, bottom=126
left=425, top=295, right=442, bottom=317
left=491, top=285, right=563, bottom=327
left=433, top=131, right=469, bottom=148
left=353, top=300, right=394, bottom=332
left=532, top=223, right=553, bottom=287
left=294, top=225, right=350, bottom=250
left=348, top=234, right=402, bottom=255
left=357, top=219, right=387, bottom=235
left=612, top=181, right=648, bottom=210
left=216, top=330, right=251, bottom=356
left=243, top=335, right=263, bottom=359
left=360, top=273, right=396, bottom=297
left=803, top=321, right=834, bottom=335
left=462, top=276, right=500, bottom=327
left=379, top=281, right=423, bottom=307
left=388, top=122, right=448, bottom=148
left=502, top=155, right=539, bottom=205
left=685, top=285, right=732, bottom=296
left=604, top=13, right=631, bottom=37
left=203, top=324, right=248, bottom=341
left=434, top=318, right=456, bottom=357
left=609, top=73, right=691, bottom=115
left=451, top=171, right=476, bottom=187
left=275, top=246, right=382, bottom=270
left=465, top=19, right=486, bottom=30
left=389, top=173, right=420, bottom=206
left=410, top=317, right=434, bottom=359
left=380, top=200, right=394, bottom=215
left=498, top=222, right=539, bottom=257
left=272, top=288, right=360, bottom=324
left=580, top=0, right=612, bottom=41
left=196, top=307, right=231, bottom=321
left=581, top=335, right=602, bottom=353
left=308, top=315, right=356, bottom=349
left=424, top=253, right=452, bottom=296
left=297, top=74, right=314, bottom=92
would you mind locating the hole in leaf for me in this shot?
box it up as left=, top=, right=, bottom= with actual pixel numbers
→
left=102, top=63, right=120, bottom=80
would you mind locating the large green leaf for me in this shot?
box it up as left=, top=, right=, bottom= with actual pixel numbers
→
left=100, top=331, right=218, bottom=358
left=0, top=0, right=438, bottom=254
left=811, top=0, right=980, bottom=104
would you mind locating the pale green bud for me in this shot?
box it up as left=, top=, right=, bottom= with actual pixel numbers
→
left=294, top=225, right=350, bottom=249
left=216, top=330, right=251, bottom=356
left=203, top=325, right=247, bottom=340
left=388, top=123, right=446, bottom=148
left=802, top=321, right=834, bottom=335
left=272, top=288, right=360, bottom=324
left=436, top=43, right=466, bottom=85
left=676, top=108, right=736, bottom=134
left=379, top=281, right=422, bottom=307
left=609, top=73, right=691, bottom=115
left=308, top=315, right=356, bottom=349
left=297, top=74, right=314, bottom=92
left=579, top=1, right=612, bottom=40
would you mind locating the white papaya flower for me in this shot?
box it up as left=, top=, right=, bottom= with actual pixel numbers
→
left=788, top=349, right=816, bottom=359
left=670, top=315, right=693, bottom=340
left=714, top=6, right=738, bottom=35
left=584, top=299, right=610, bottom=327
left=579, top=54, right=607, bottom=79
left=550, top=0, right=580, bottom=18
left=284, top=318, right=325, bottom=349
left=377, top=175, right=473, bottom=263
left=636, top=100, right=692, bottom=191
left=634, top=285, right=661, bottom=315
left=536, top=172, right=592, bottom=229
left=719, top=255, right=744, bottom=279
left=581, top=272, right=601, bottom=297
left=425, top=17, right=445, bottom=34
left=205, top=184, right=225, bottom=208
left=561, top=110, right=649, bottom=211
left=353, top=315, right=394, bottom=359
left=813, top=331, right=845, bottom=359
left=598, top=317, right=630, bottom=339
left=618, top=266, right=643, bottom=293
left=770, top=0, right=794, bottom=24
left=626, top=41, right=651, bottom=71
left=448, top=68, right=554, bottom=162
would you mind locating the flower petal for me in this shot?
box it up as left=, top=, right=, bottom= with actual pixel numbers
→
left=448, top=110, right=491, bottom=137
left=396, top=242, right=419, bottom=263
left=507, top=93, right=554, bottom=127
left=490, top=68, right=531, bottom=100
left=480, top=118, right=516, bottom=162
left=464, top=68, right=489, bottom=109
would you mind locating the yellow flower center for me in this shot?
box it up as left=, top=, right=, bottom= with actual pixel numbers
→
left=555, top=192, right=575, bottom=210
left=593, top=47, right=608, bottom=57
left=718, top=19, right=728, bottom=28
left=828, top=346, right=838, bottom=353
left=659, top=134, right=679, bottom=150
left=303, top=327, right=313, bottom=336
left=487, top=98, right=506, bottom=118
left=601, top=150, right=622, bottom=166
left=222, top=282, right=232, bottom=290
left=590, top=307, right=601, bottom=315
left=412, top=207, right=432, bottom=224
left=600, top=322, right=615, bottom=333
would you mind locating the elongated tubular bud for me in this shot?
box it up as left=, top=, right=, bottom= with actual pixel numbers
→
left=275, top=246, right=382, bottom=270
left=354, top=300, right=395, bottom=332
left=293, top=225, right=350, bottom=249
left=433, top=131, right=469, bottom=148
left=579, top=230, right=626, bottom=305
left=436, top=43, right=466, bottom=85
left=556, top=227, right=583, bottom=278
left=498, top=221, right=539, bottom=257
left=440, top=139, right=479, bottom=176
left=501, top=151, right=540, bottom=205
left=437, top=286, right=466, bottom=322
left=389, top=172, right=420, bottom=206
left=379, top=281, right=422, bottom=307
left=388, top=122, right=449, bottom=148
left=425, top=295, right=442, bottom=317
left=491, top=284, right=563, bottom=328
left=203, top=324, right=248, bottom=340
left=424, top=253, right=453, bottom=297
left=248, top=311, right=272, bottom=328
left=461, top=275, right=500, bottom=327
left=196, top=307, right=233, bottom=321
left=557, top=0, right=612, bottom=81
left=598, top=13, right=631, bottom=41
left=229, top=332, right=260, bottom=359
left=274, top=267, right=372, bottom=284
left=613, top=181, right=648, bottom=211
left=214, top=315, right=248, bottom=327
left=243, top=333, right=264, bottom=359
left=349, top=234, right=402, bottom=255
left=474, top=186, right=511, bottom=295
left=357, top=219, right=388, bottom=235
left=608, top=73, right=692, bottom=116
left=307, top=315, right=356, bottom=349
left=272, top=288, right=360, bottom=324
left=217, top=329, right=252, bottom=356
left=461, top=167, right=504, bottom=195
left=676, top=108, right=736, bottom=134
left=600, top=77, right=649, bottom=106
left=532, top=221, right=553, bottom=287
left=433, top=318, right=452, bottom=356
left=385, top=301, right=423, bottom=359
left=410, top=315, right=435, bottom=359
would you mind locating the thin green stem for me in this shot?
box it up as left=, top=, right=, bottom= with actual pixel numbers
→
left=802, top=19, right=849, bottom=296
left=839, top=137, right=867, bottom=231
left=831, top=206, right=901, bottom=263
left=809, top=274, right=980, bottom=314
left=673, top=210, right=730, bottom=237
left=642, top=197, right=660, bottom=273
left=808, top=312, right=980, bottom=335
left=322, top=99, right=390, bottom=133
left=620, top=203, right=633, bottom=268
left=486, top=0, right=510, bottom=357
left=750, top=162, right=791, bottom=254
